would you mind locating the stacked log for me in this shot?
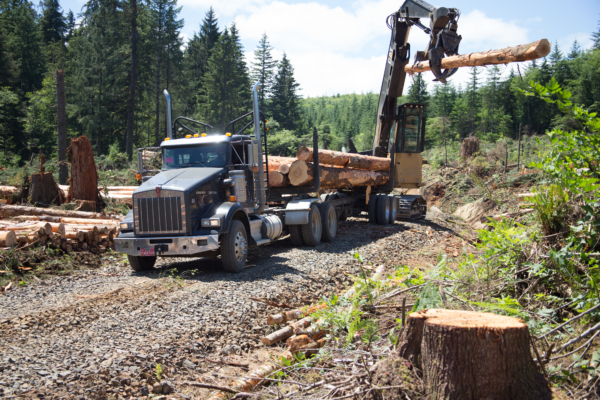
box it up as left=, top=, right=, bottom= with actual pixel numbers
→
left=265, top=147, right=391, bottom=189
left=0, top=205, right=120, bottom=251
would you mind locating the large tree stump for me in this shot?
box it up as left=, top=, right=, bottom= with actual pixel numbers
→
left=67, top=136, right=98, bottom=203
left=460, top=137, right=480, bottom=159
left=30, top=172, right=63, bottom=206
left=398, top=309, right=551, bottom=400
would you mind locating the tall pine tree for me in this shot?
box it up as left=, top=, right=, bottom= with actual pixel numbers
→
left=270, top=53, right=302, bottom=132
left=251, top=33, right=276, bottom=115
left=591, top=16, right=600, bottom=50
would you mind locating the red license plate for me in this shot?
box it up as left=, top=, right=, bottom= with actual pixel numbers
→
left=140, top=248, right=155, bottom=256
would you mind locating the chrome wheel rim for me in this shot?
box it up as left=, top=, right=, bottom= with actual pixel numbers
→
left=234, top=231, right=247, bottom=262
left=328, top=208, right=336, bottom=234
left=312, top=210, right=322, bottom=238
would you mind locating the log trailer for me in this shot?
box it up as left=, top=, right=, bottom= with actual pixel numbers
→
left=114, top=0, right=461, bottom=272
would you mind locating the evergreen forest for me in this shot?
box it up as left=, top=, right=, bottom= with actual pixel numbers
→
left=1, top=0, right=600, bottom=163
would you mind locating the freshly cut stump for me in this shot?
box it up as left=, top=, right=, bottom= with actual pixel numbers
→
left=0, top=231, right=17, bottom=247
left=398, top=309, right=551, bottom=400
left=460, top=136, right=480, bottom=159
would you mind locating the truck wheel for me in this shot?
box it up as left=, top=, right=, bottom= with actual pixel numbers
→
left=368, top=194, right=379, bottom=224
left=388, top=195, right=398, bottom=224
left=289, top=224, right=304, bottom=246
left=319, top=202, right=337, bottom=242
left=221, top=220, right=247, bottom=273
left=128, top=255, right=156, bottom=272
left=377, top=194, right=391, bottom=225
left=301, top=203, right=322, bottom=246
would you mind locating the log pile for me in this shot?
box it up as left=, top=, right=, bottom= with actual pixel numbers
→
left=0, top=204, right=121, bottom=252
left=265, top=147, right=390, bottom=189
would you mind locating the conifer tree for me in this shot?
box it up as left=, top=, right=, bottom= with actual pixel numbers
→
left=0, top=20, right=18, bottom=87
left=40, top=0, right=65, bottom=44
left=592, top=16, right=600, bottom=50
left=568, top=40, right=581, bottom=59
left=251, top=33, right=276, bottom=114
left=467, top=66, right=481, bottom=136
left=406, top=73, right=429, bottom=105
left=270, top=53, right=302, bottom=132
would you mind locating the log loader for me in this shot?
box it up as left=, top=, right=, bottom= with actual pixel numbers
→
left=114, top=0, right=460, bottom=272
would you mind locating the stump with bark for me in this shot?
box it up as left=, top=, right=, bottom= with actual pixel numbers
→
left=30, top=172, right=63, bottom=206
left=67, top=136, right=99, bottom=203
left=460, top=137, right=480, bottom=159
left=398, top=309, right=551, bottom=400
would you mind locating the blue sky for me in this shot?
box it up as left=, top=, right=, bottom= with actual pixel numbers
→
left=57, top=0, right=600, bottom=96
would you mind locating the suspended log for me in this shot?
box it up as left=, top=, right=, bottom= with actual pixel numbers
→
left=405, top=39, right=552, bottom=74
left=398, top=309, right=551, bottom=400
left=264, top=156, right=295, bottom=174
left=0, top=231, right=17, bottom=247
left=268, top=171, right=290, bottom=188
left=296, top=146, right=391, bottom=171
left=0, top=205, right=111, bottom=219
left=67, top=136, right=99, bottom=203
left=288, top=160, right=389, bottom=188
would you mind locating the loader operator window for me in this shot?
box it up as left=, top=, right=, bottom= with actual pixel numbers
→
left=403, top=109, right=420, bottom=152
left=162, top=144, right=228, bottom=170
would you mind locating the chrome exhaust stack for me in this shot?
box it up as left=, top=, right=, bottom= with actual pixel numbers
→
left=251, top=82, right=266, bottom=214
left=163, top=89, right=173, bottom=139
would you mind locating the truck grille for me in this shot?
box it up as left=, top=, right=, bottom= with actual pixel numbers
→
left=133, top=190, right=186, bottom=235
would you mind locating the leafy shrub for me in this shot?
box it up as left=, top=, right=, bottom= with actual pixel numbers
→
left=530, top=185, right=570, bottom=236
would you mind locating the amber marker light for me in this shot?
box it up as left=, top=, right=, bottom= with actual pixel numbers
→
left=201, top=133, right=207, bottom=137
left=135, top=174, right=141, bottom=180
left=164, top=137, right=170, bottom=141
left=229, top=196, right=236, bottom=202
left=252, top=165, right=259, bottom=172
left=225, top=132, right=232, bottom=137
left=185, top=134, right=191, bottom=138
left=193, top=133, right=199, bottom=137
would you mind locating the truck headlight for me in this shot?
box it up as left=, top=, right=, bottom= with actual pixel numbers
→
left=201, top=218, right=220, bottom=227
left=120, top=222, right=134, bottom=230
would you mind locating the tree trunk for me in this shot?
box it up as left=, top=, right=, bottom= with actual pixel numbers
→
left=0, top=205, right=112, bottom=219
left=30, top=172, right=63, bottom=206
left=0, top=231, right=17, bottom=247
left=268, top=171, right=290, bottom=188
left=460, top=136, right=480, bottom=159
left=56, top=70, right=68, bottom=185
left=398, top=309, right=551, bottom=400
left=67, top=136, right=98, bottom=203
left=296, top=146, right=391, bottom=171
left=405, top=39, right=551, bottom=74
left=288, top=160, right=389, bottom=188
left=126, top=0, right=138, bottom=161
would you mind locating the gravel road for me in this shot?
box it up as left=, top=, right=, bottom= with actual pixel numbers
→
left=0, top=214, right=465, bottom=399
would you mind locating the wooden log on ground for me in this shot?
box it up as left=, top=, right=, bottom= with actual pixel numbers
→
left=405, top=39, right=551, bottom=74
left=397, top=309, right=551, bottom=400
left=288, top=160, right=389, bottom=188
left=268, top=171, right=290, bottom=188
left=0, top=231, right=17, bottom=247
left=0, top=186, right=17, bottom=199
left=67, top=136, right=99, bottom=203
left=267, top=303, right=327, bottom=325
left=262, top=317, right=311, bottom=346
left=0, top=204, right=113, bottom=219
left=296, top=146, right=391, bottom=171
left=30, top=172, right=63, bottom=205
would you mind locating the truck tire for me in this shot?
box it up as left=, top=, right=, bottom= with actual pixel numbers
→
left=289, top=224, right=304, bottom=246
left=128, top=255, right=156, bottom=272
left=368, top=194, right=379, bottom=224
left=318, top=202, right=337, bottom=242
left=389, top=195, right=398, bottom=224
left=377, top=194, right=391, bottom=225
left=301, top=203, right=322, bottom=246
left=221, top=220, right=248, bottom=273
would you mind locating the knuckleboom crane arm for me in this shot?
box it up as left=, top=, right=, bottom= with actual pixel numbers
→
left=372, top=0, right=461, bottom=157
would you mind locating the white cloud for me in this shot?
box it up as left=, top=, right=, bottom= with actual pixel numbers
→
left=196, top=1, right=534, bottom=96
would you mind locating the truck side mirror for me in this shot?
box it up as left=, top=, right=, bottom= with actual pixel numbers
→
left=220, top=179, right=235, bottom=188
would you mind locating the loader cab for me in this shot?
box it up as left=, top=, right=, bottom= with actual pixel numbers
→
left=392, top=103, right=425, bottom=188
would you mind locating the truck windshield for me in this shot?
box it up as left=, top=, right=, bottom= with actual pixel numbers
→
left=162, top=144, right=228, bottom=169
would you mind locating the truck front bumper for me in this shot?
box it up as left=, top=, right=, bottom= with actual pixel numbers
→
left=114, top=234, right=219, bottom=257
